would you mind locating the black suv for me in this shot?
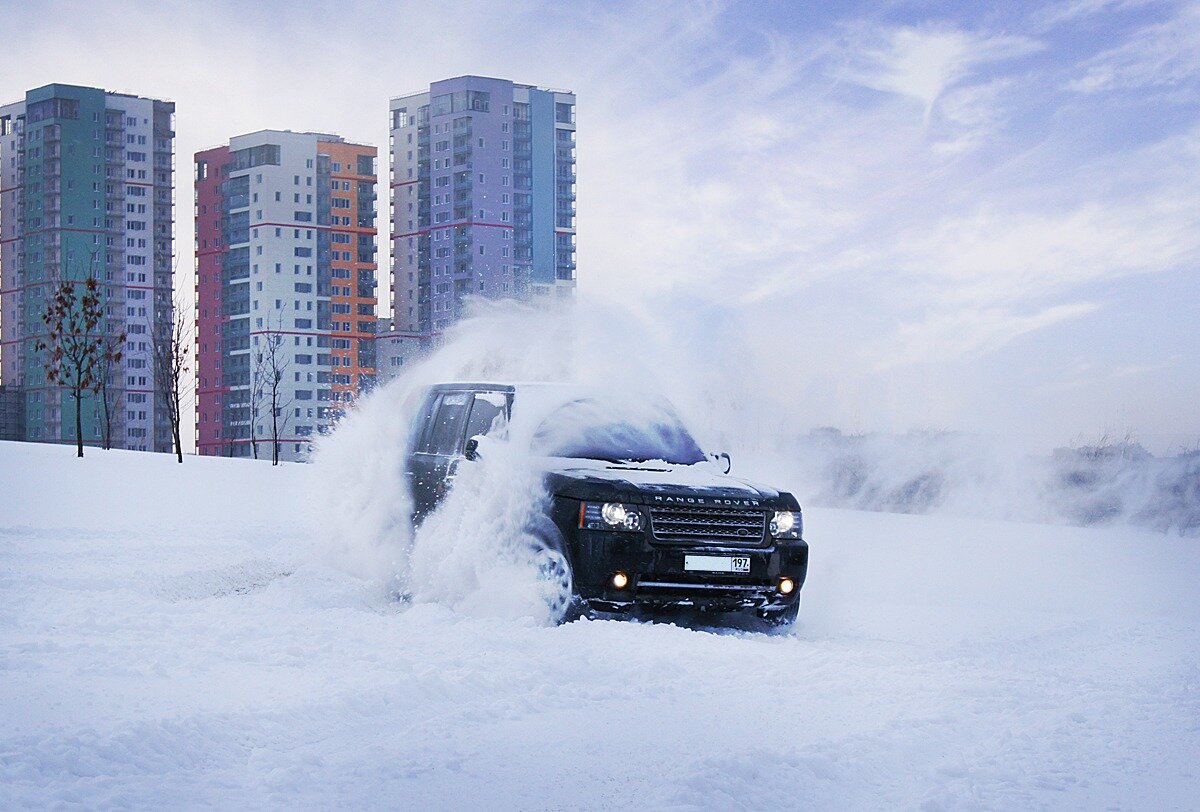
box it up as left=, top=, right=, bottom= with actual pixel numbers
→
left=405, top=382, right=809, bottom=625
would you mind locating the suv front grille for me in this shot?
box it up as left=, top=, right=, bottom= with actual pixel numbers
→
left=649, top=505, right=769, bottom=547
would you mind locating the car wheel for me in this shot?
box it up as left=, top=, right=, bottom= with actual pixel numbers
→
left=530, top=530, right=583, bottom=625
left=758, top=600, right=800, bottom=627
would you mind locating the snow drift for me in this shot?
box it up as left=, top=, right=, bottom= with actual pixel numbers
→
left=2, top=440, right=1199, bottom=809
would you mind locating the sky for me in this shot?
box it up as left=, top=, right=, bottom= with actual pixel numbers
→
left=1, top=0, right=1197, bottom=453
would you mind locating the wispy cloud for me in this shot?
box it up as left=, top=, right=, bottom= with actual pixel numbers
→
left=1066, top=2, right=1200, bottom=93
left=837, top=24, right=1041, bottom=120
left=876, top=302, right=1101, bottom=369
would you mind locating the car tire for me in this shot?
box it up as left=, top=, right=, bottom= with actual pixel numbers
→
left=758, top=600, right=800, bottom=627
left=528, top=522, right=584, bottom=625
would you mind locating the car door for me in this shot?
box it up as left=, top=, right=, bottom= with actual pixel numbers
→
left=404, top=390, right=439, bottom=521
left=407, top=389, right=513, bottom=524
left=442, top=390, right=513, bottom=495
left=407, top=391, right=472, bottom=522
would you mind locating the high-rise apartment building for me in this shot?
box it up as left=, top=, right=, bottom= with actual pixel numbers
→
left=0, top=84, right=175, bottom=451
left=194, top=130, right=378, bottom=461
left=389, top=76, right=576, bottom=336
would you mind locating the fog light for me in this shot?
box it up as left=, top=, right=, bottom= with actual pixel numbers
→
left=778, top=577, right=796, bottom=595
left=611, top=571, right=629, bottom=590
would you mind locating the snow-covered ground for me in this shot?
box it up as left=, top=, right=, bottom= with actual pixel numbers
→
left=2, top=440, right=1198, bottom=809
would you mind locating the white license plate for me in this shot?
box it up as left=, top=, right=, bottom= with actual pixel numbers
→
left=684, top=555, right=751, bottom=574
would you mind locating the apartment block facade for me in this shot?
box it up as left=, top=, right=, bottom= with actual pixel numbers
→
left=194, top=131, right=378, bottom=461
left=389, top=76, right=576, bottom=337
left=0, top=84, right=175, bottom=451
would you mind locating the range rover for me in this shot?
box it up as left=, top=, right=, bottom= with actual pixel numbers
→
left=405, top=382, right=809, bottom=626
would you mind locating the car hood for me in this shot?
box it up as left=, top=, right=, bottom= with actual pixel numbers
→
left=541, top=457, right=794, bottom=507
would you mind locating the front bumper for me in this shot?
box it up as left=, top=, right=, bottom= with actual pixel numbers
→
left=568, top=529, right=809, bottom=613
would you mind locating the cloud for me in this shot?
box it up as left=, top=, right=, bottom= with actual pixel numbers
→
left=837, top=24, right=1041, bottom=119
left=875, top=301, right=1100, bottom=369
left=930, top=78, right=1014, bottom=153
left=1066, top=2, right=1200, bottom=93
left=1032, top=0, right=1160, bottom=29
left=893, top=197, right=1200, bottom=308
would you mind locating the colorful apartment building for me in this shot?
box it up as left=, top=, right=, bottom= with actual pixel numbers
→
left=0, top=84, right=176, bottom=451
left=388, top=76, right=576, bottom=341
left=194, top=131, right=378, bottom=460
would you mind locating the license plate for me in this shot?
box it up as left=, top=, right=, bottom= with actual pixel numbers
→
left=684, top=555, right=750, bottom=574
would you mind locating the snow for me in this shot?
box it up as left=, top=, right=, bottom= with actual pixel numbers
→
left=2, top=439, right=1199, bottom=809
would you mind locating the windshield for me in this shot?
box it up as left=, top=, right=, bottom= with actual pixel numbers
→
left=529, top=398, right=707, bottom=465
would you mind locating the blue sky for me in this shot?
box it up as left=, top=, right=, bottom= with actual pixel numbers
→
left=2, top=0, right=1196, bottom=450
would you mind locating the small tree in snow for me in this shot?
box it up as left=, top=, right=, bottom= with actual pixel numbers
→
left=249, top=368, right=265, bottom=460
left=35, top=276, right=123, bottom=458
left=152, top=311, right=190, bottom=464
left=96, top=331, right=126, bottom=451
left=253, top=313, right=292, bottom=465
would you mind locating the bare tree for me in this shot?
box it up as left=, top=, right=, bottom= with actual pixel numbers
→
left=248, top=362, right=265, bottom=460
left=152, top=308, right=191, bottom=463
left=35, top=276, right=124, bottom=458
left=96, top=330, right=126, bottom=451
left=253, top=313, right=293, bottom=465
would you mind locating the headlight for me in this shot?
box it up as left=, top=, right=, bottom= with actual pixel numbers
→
left=581, top=502, right=643, bottom=532
left=769, top=510, right=802, bottom=539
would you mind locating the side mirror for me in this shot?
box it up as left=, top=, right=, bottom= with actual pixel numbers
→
left=713, top=452, right=731, bottom=474
left=464, top=437, right=480, bottom=461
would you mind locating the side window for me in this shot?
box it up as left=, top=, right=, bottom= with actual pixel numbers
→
left=407, top=391, right=439, bottom=453
left=463, top=391, right=509, bottom=443
left=425, top=392, right=471, bottom=455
